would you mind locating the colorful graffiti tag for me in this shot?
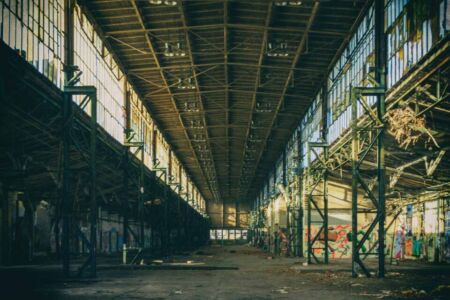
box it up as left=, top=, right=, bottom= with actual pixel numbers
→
left=305, top=224, right=378, bottom=258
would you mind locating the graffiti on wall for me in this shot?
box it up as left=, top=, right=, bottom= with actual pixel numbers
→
left=305, top=224, right=378, bottom=258
left=305, top=224, right=352, bottom=258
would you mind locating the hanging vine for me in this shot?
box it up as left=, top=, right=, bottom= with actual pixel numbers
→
left=406, top=0, right=439, bottom=41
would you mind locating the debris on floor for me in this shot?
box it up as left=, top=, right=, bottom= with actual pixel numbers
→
left=273, top=287, right=289, bottom=294
left=387, top=271, right=401, bottom=277
left=152, top=260, right=164, bottom=264
left=431, top=285, right=450, bottom=297
left=350, top=283, right=363, bottom=287
left=324, top=271, right=338, bottom=279
left=398, top=288, right=427, bottom=297
left=359, top=289, right=392, bottom=299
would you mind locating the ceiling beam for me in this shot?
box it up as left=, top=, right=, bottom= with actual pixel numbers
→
left=243, top=1, right=321, bottom=198
left=224, top=0, right=231, bottom=197
left=128, top=62, right=328, bottom=74
left=152, top=109, right=305, bottom=118
left=149, top=88, right=311, bottom=99
left=237, top=2, right=273, bottom=199
left=164, top=124, right=293, bottom=133
left=104, top=23, right=347, bottom=37
left=129, top=0, right=213, bottom=201
left=178, top=2, right=221, bottom=201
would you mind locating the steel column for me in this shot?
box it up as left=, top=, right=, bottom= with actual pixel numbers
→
left=1, top=184, right=10, bottom=265
left=89, top=92, right=98, bottom=278
left=62, top=0, right=75, bottom=278
left=375, top=0, right=386, bottom=278
left=63, top=85, right=98, bottom=277
left=139, top=147, right=145, bottom=249
left=297, top=130, right=303, bottom=257
left=351, top=85, right=359, bottom=278
left=306, top=142, right=329, bottom=264
left=123, top=79, right=130, bottom=246
left=350, top=0, right=386, bottom=278
left=323, top=146, right=329, bottom=264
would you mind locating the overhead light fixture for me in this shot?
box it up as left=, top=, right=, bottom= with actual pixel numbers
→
left=249, top=134, right=262, bottom=142
left=164, top=43, right=174, bottom=57
left=274, top=1, right=302, bottom=6
left=175, top=42, right=186, bottom=57
left=149, top=0, right=178, bottom=6
left=267, top=42, right=276, bottom=57
left=184, top=101, right=199, bottom=112
left=164, top=42, right=186, bottom=57
left=196, top=144, right=207, bottom=151
left=190, top=119, right=203, bottom=129
left=274, top=1, right=287, bottom=6
left=266, top=41, right=289, bottom=57
left=193, top=133, right=205, bottom=142
left=164, top=0, right=178, bottom=6
left=256, top=101, right=273, bottom=113
left=177, top=77, right=196, bottom=90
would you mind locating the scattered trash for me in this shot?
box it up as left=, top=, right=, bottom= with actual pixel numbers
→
left=174, top=290, right=183, bottom=295
left=186, top=260, right=194, bottom=264
left=432, top=285, right=450, bottom=293
left=273, top=287, right=289, bottom=294
left=431, top=285, right=450, bottom=297
left=302, top=262, right=308, bottom=266
left=324, top=271, right=338, bottom=279
left=387, top=272, right=401, bottom=277
left=351, top=283, right=363, bottom=287
left=359, top=290, right=392, bottom=299
left=400, top=288, right=427, bottom=297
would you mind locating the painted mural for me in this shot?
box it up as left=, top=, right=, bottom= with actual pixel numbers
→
left=305, top=224, right=353, bottom=258
left=304, top=224, right=382, bottom=259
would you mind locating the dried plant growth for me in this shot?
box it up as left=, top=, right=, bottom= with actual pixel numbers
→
left=386, top=106, right=437, bottom=149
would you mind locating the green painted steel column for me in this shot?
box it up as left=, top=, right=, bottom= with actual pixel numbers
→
left=139, top=147, right=145, bottom=249
left=123, top=79, right=130, bottom=246
left=89, top=92, right=98, bottom=278
left=297, top=130, right=303, bottom=257
left=323, top=146, right=329, bottom=264
left=306, top=143, right=312, bottom=264
left=375, top=0, right=386, bottom=278
left=62, top=0, right=75, bottom=277
left=351, top=87, right=358, bottom=278
left=322, top=85, right=329, bottom=264
left=1, top=184, right=10, bottom=265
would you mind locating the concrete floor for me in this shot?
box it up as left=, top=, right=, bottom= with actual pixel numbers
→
left=1, top=245, right=450, bottom=299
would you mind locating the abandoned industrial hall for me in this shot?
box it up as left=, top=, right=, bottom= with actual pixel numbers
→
left=0, top=0, right=449, bottom=299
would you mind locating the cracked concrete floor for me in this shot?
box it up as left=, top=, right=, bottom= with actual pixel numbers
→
left=1, top=245, right=450, bottom=299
